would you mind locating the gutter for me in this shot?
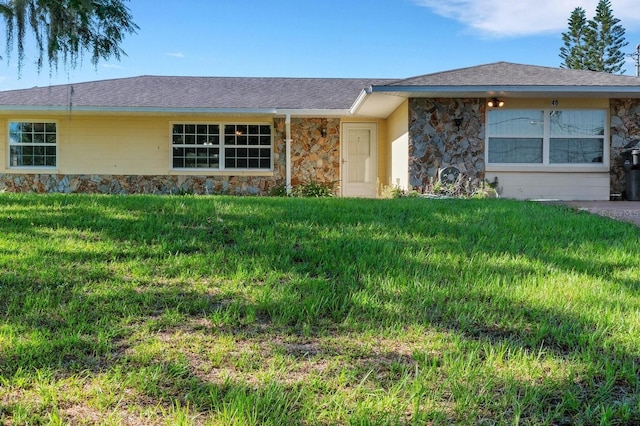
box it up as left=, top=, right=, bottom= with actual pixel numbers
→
left=0, top=105, right=355, bottom=117
left=348, top=86, right=372, bottom=115
left=275, top=108, right=351, bottom=117
left=369, top=85, right=640, bottom=96
left=0, top=105, right=281, bottom=115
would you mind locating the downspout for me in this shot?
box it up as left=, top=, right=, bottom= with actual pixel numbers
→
left=285, top=113, right=292, bottom=195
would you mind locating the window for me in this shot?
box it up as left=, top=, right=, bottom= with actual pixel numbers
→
left=224, top=125, right=272, bottom=169
left=8, top=121, right=57, bottom=167
left=549, top=110, right=604, bottom=163
left=172, top=124, right=220, bottom=169
left=172, top=123, right=272, bottom=170
left=487, top=109, right=606, bottom=166
left=487, top=110, right=544, bottom=164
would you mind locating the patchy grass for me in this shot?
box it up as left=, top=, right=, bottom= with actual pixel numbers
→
left=0, top=193, right=639, bottom=425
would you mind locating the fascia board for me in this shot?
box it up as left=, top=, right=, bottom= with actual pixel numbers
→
left=0, top=105, right=354, bottom=117
left=0, top=105, right=280, bottom=114
left=349, top=88, right=372, bottom=115
left=275, top=108, right=352, bottom=117
left=370, top=85, right=640, bottom=95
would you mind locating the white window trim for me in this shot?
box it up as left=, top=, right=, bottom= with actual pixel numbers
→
left=485, top=108, right=610, bottom=173
left=7, top=119, right=58, bottom=170
left=170, top=121, right=274, bottom=172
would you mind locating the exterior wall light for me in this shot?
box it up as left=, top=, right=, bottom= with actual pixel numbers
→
left=487, top=98, right=505, bottom=108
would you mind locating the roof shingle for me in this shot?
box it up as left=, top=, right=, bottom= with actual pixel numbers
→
left=2, top=62, right=640, bottom=113
left=380, top=62, right=640, bottom=88
left=0, top=76, right=396, bottom=110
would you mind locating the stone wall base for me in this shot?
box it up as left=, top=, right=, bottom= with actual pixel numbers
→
left=0, top=174, right=281, bottom=195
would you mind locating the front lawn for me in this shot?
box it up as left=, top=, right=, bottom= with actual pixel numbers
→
left=0, top=194, right=638, bottom=425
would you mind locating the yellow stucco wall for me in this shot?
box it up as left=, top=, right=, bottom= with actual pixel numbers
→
left=484, top=171, right=610, bottom=200
left=0, top=113, right=277, bottom=176
left=386, top=100, right=409, bottom=190
left=497, top=98, right=610, bottom=109
left=61, top=115, right=167, bottom=175
left=0, top=112, right=393, bottom=196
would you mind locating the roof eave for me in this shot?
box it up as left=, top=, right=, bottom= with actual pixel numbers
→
left=370, top=85, right=640, bottom=98
left=0, top=105, right=282, bottom=114
left=0, top=105, right=356, bottom=116
left=349, top=87, right=372, bottom=115
left=275, top=108, right=352, bottom=117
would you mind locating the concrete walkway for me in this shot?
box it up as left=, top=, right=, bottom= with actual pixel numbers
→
left=562, top=201, right=640, bottom=227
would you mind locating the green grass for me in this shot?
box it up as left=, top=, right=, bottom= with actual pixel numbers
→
left=0, top=193, right=639, bottom=425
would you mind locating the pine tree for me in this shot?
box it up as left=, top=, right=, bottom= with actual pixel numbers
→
left=558, top=0, right=628, bottom=74
left=0, top=0, right=138, bottom=74
left=560, top=7, right=588, bottom=70
left=584, top=0, right=628, bottom=73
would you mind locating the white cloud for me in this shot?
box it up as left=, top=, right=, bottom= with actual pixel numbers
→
left=101, top=63, right=125, bottom=70
left=165, top=52, right=185, bottom=58
left=416, top=0, right=640, bottom=37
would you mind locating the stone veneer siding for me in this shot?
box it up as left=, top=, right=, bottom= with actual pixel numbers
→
left=0, top=117, right=341, bottom=195
left=0, top=174, right=283, bottom=195
left=409, top=98, right=485, bottom=189
left=275, top=117, right=341, bottom=187
left=610, top=99, right=640, bottom=195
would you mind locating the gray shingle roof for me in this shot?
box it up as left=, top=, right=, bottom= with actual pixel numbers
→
left=378, top=62, right=640, bottom=88
left=0, top=76, right=397, bottom=111
left=3, top=63, right=640, bottom=114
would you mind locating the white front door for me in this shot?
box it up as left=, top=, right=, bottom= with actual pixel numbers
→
left=341, top=123, right=377, bottom=197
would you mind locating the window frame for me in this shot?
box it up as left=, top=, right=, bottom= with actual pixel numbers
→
left=171, top=121, right=273, bottom=172
left=485, top=108, right=609, bottom=172
left=7, top=120, right=58, bottom=169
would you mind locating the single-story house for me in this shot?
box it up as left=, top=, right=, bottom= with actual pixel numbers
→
left=1, top=61, right=640, bottom=200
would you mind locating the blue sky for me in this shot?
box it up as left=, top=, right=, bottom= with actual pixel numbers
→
left=1, top=0, right=640, bottom=90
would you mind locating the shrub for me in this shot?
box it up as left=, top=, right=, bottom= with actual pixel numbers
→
left=270, top=180, right=337, bottom=197
left=293, top=180, right=336, bottom=197
left=381, top=176, right=500, bottom=199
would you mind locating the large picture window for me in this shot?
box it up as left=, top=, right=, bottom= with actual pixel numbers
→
left=549, top=110, right=604, bottom=163
left=172, top=124, right=220, bottom=169
left=8, top=121, right=57, bottom=167
left=172, top=123, right=272, bottom=170
left=224, top=125, right=272, bottom=169
left=487, top=109, right=605, bottom=166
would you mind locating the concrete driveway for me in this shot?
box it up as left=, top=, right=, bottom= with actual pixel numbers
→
left=562, top=201, right=640, bottom=227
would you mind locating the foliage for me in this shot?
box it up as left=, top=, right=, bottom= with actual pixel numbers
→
left=382, top=175, right=499, bottom=199
left=0, top=194, right=639, bottom=424
left=268, top=183, right=289, bottom=197
left=270, top=180, right=337, bottom=197
left=0, top=0, right=138, bottom=73
left=292, top=180, right=336, bottom=197
left=559, top=0, right=628, bottom=73
left=559, top=7, right=588, bottom=70
left=584, top=0, right=628, bottom=73
left=380, top=184, right=421, bottom=198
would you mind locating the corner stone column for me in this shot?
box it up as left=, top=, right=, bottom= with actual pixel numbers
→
left=408, top=98, right=485, bottom=190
